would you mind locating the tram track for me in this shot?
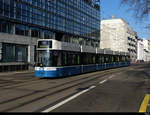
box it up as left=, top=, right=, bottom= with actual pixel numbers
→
left=0, top=69, right=116, bottom=104
left=0, top=73, right=46, bottom=88
left=0, top=66, right=134, bottom=112
left=1, top=73, right=114, bottom=111
left=0, top=65, right=138, bottom=91
left=0, top=68, right=112, bottom=89
left=1, top=66, right=128, bottom=89
left=0, top=64, right=139, bottom=89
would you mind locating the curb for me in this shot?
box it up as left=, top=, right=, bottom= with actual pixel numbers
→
left=0, top=70, right=34, bottom=76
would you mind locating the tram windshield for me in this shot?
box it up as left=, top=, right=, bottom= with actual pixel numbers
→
left=36, top=50, right=61, bottom=67
left=38, top=41, right=52, bottom=48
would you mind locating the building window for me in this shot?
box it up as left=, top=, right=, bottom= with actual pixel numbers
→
left=10, top=0, right=14, bottom=18
left=0, top=0, right=100, bottom=47
left=0, top=0, right=3, bottom=16
left=0, top=20, right=13, bottom=34
left=4, top=0, right=10, bottom=17
left=16, top=3, right=22, bottom=20
left=1, top=21, right=7, bottom=33
left=31, top=27, right=42, bottom=38
left=0, top=42, right=2, bottom=62
left=44, top=30, right=55, bottom=39
left=15, top=24, right=29, bottom=36
left=2, top=43, right=28, bottom=62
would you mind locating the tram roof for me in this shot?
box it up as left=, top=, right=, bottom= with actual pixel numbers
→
left=37, top=39, right=129, bottom=56
left=81, top=45, right=96, bottom=53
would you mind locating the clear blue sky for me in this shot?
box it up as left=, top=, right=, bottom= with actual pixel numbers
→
left=101, top=0, right=150, bottom=40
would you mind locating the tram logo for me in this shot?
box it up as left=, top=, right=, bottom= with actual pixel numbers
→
left=39, top=67, right=44, bottom=71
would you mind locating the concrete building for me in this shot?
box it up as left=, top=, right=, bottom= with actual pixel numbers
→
left=0, top=0, right=100, bottom=72
left=100, top=18, right=137, bottom=62
left=141, top=38, right=150, bottom=62
left=137, top=39, right=144, bottom=61
left=142, top=38, right=149, bottom=51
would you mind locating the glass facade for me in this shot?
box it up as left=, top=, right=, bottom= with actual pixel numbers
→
left=2, top=43, right=28, bottom=62
left=0, top=0, right=100, bottom=47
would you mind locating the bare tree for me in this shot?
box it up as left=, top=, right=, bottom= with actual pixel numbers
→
left=120, top=0, right=150, bottom=19
left=120, top=0, right=150, bottom=28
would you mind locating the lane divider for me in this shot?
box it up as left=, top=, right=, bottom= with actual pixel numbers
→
left=42, top=77, right=112, bottom=112
left=42, top=85, right=96, bottom=112
left=99, top=79, right=108, bottom=84
left=139, top=94, right=150, bottom=112
left=108, top=75, right=115, bottom=79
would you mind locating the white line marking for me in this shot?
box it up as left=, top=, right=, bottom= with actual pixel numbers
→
left=109, top=76, right=113, bottom=79
left=42, top=85, right=96, bottom=112
left=108, top=76, right=113, bottom=79
left=99, top=79, right=107, bottom=84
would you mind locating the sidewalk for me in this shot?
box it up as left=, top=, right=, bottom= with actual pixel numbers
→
left=0, top=70, right=34, bottom=76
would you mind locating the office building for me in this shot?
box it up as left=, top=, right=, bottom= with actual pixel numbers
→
left=0, top=0, right=100, bottom=71
left=137, top=39, right=144, bottom=61
left=100, top=18, right=137, bottom=62
left=138, top=38, right=150, bottom=62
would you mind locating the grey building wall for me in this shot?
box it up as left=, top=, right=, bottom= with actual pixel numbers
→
left=0, top=32, right=38, bottom=70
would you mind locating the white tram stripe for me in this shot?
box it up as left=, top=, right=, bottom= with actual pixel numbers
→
left=42, top=85, right=96, bottom=112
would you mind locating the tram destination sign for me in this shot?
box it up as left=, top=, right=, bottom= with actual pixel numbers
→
left=38, top=41, right=52, bottom=48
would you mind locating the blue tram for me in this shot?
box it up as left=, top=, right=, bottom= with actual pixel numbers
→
left=34, top=39, right=130, bottom=78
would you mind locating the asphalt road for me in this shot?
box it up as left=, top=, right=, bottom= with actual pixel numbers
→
left=52, top=64, right=150, bottom=112
left=0, top=64, right=150, bottom=112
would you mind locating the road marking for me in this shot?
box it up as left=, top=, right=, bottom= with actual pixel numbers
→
left=42, top=85, right=96, bottom=112
left=99, top=79, right=107, bottom=84
left=42, top=78, right=110, bottom=112
left=139, top=94, right=150, bottom=112
left=108, top=75, right=115, bottom=79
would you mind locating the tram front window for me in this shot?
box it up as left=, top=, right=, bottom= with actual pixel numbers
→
left=37, top=50, right=50, bottom=67
left=36, top=50, right=61, bottom=67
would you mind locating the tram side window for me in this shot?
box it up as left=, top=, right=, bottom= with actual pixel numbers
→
left=124, top=56, right=126, bottom=62
left=62, top=52, right=67, bottom=66
left=108, top=56, right=110, bottom=63
left=109, top=55, right=112, bottom=63
left=114, top=56, right=117, bottom=62
left=92, top=54, right=96, bottom=64
left=111, top=56, right=114, bottom=63
left=51, top=51, right=62, bottom=67
left=114, top=56, right=119, bottom=62
left=82, top=53, right=97, bottom=65
left=96, top=55, right=101, bottom=64
left=62, top=51, right=80, bottom=66
left=117, top=56, right=120, bottom=62
left=101, top=55, right=105, bottom=64
left=82, top=53, right=87, bottom=65
left=77, top=54, right=81, bottom=65
left=121, top=56, right=125, bottom=62
left=104, top=55, right=109, bottom=63
left=119, top=56, right=122, bottom=62
left=110, top=55, right=114, bottom=63
left=113, top=56, right=115, bottom=62
left=68, top=53, right=73, bottom=66
left=70, top=53, right=74, bottom=65
left=97, top=55, right=104, bottom=64
left=94, top=54, right=105, bottom=64
left=87, top=53, right=93, bottom=64
left=72, top=54, right=77, bottom=65
left=72, top=54, right=81, bottom=65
